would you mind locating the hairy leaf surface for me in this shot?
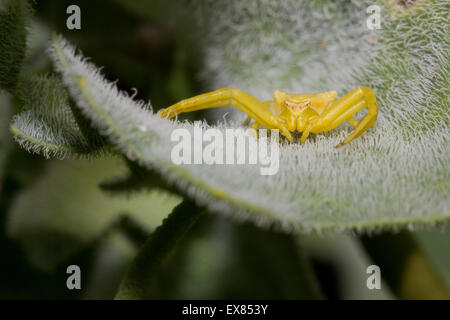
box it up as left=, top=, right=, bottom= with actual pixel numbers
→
left=10, top=75, right=92, bottom=158
left=49, top=9, right=449, bottom=232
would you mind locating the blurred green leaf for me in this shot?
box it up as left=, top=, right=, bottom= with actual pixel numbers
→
left=141, top=214, right=323, bottom=299
left=116, top=200, right=203, bottom=299
left=7, top=156, right=181, bottom=271
left=0, top=92, right=12, bottom=192
left=23, top=18, right=52, bottom=74
left=300, top=234, right=395, bottom=300
left=83, top=232, right=138, bottom=299
left=116, top=201, right=322, bottom=300
left=213, top=220, right=322, bottom=299
left=413, top=229, right=450, bottom=293
left=361, top=232, right=450, bottom=299
left=0, top=0, right=30, bottom=91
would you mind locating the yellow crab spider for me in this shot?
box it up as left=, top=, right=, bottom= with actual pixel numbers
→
left=159, top=87, right=378, bottom=147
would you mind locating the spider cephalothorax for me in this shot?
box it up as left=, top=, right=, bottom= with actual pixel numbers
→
left=159, top=87, right=378, bottom=147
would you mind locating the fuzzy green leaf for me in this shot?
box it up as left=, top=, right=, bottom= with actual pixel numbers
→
left=0, top=0, right=30, bottom=91
left=7, top=157, right=181, bottom=271
left=49, top=0, right=449, bottom=234
left=10, top=75, right=93, bottom=158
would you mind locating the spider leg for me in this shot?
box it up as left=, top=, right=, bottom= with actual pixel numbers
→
left=339, top=115, right=376, bottom=145
left=300, top=122, right=315, bottom=144
left=264, top=100, right=282, bottom=116
left=251, top=121, right=260, bottom=139
left=159, top=88, right=293, bottom=141
left=242, top=115, right=252, bottom=126
left=346, top=116, right=359, bottom=127
left=316, top=87, right=378, bottom=147
left=243, top=101, right=278, bottom=127
left=346, top=116, right=365, bottom=139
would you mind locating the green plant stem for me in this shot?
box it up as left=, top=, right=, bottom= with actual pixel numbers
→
left=115, top=199, right=203, bottom=299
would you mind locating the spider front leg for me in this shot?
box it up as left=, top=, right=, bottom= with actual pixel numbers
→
left=347, top=116, right=365, bottom=139
left=160, top=88, right=293, bottom=141
left=242, top=101, right=280, bottom=130
left=316, top=87, right=378, bottom=147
